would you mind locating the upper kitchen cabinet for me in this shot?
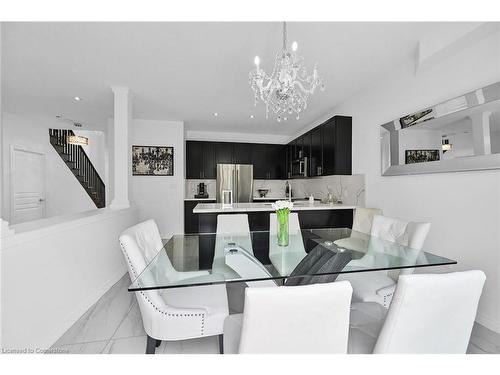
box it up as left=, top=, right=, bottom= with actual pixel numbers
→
left=203, top=142, right=216, bottom=178
left=232, top=142, right=253, bottom=164
left=323, top=116, right=352, bottom=175
left=251, top=143, right=269, bottom=179
left=302, top=131, right=311, bottom=161
left=333, top=116, right=352, bottom=175
left=310, top=126, right=323, bottom=176
left=214, top=142, right=233, bottom=165
left=267, top=144, right=286, bottom=179
left=287, top=115, right=352, bottom=177
left=252, top=144, right=286, bottom=179
left=186, top=141, right=216, bottom=179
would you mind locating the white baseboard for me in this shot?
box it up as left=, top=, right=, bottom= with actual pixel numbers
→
left=44, top=267, right=127, bottom=349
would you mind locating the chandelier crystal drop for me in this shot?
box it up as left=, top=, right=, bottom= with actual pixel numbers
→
left=249, top=22, right=325, bottom=121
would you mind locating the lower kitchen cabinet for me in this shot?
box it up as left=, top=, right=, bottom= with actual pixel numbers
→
left=184, top=200, right=216, bottom=234
left=196, top=209, right=353, bottom=233
left=194, top=209, right=353, bottom=270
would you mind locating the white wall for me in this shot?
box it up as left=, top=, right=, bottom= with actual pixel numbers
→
left=317, top=30, right=500, bottom=332
left=1, top=113, right=107, bottom=221
left=1, top=207, right=139, bottom=349
left=131, top=119, right=185, bottom=238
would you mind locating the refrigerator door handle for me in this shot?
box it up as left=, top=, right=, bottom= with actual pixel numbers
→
left=235, top=168, right=239, bottom=203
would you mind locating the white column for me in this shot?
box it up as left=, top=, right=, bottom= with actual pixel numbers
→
left=470, top=111, right=492, bottom=155
left=0, top=22, right=14, bottom=238
left=109, top=86, right=132, bottom=209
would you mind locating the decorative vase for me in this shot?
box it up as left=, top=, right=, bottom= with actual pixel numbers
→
left=272, top=200, right=294, bottom=247
left=276, top=209, right=289, bottom=247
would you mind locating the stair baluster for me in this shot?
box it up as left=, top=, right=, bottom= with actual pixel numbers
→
left=49, top=128, right=105, bottom=208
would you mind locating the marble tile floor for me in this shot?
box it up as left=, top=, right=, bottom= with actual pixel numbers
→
left=51, top=273, right=500, bottom=354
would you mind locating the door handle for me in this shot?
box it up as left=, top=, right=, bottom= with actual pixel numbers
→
left=39, top=198, right=45, bottom=202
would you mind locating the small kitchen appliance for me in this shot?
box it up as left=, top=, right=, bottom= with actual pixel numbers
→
left=195, top=182, right=209, bottom=199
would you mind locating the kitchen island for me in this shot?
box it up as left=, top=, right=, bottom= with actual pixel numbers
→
left=190, top=201, right=356, bottom=233
left=193, top=201, right=356, bottom=213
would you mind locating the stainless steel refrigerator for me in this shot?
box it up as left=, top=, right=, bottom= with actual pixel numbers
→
left=216, top=164, right=253, bottom=203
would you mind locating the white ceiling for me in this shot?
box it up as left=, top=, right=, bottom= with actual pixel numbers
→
left=1, top=22, right=483, bottom=135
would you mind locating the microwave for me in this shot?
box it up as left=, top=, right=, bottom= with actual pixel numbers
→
left=291, top=157, right=308, bottom=177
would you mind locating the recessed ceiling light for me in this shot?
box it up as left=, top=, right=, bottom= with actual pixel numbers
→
left=213, top=112, right=218, bottom=117
left=249, top=115, right=254, bottom=119
left=74, top=96, right=82, bottom=101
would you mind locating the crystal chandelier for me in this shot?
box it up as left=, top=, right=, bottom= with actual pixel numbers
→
left=249, top=22, right=325, bottom=122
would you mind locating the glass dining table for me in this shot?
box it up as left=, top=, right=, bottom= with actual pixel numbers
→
left=128, top=228, right=456, bottom=292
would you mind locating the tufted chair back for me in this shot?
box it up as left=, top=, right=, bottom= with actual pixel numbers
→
left=352, top=208, right=383, bottom=235
left=119, top=220, right=188, bottom=339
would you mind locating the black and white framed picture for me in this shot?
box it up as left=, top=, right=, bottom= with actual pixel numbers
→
left=399, top=108, right=435, bottom=128
left=132, top=145, right=174, bottom=176
left=405, top=149, right=440, bottom=165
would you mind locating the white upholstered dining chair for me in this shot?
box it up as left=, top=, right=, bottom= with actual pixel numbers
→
left=334, top=207, right=383, bottom=252
left=337, top=214, right=431, bottom=308
left=223, top=281, right=353, bottom=353
left=119, top=219, right=229, bottom=354
left=348, top=270, right=486, bottom=353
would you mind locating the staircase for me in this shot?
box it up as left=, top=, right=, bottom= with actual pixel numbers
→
left=49, top=129, right=105, bottom=208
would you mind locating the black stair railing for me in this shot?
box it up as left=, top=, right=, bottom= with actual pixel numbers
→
left=49, top=129, right=105, bottom=208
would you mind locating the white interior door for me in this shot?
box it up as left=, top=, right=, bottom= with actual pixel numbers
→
left=10, top=146, right=46, bottom=224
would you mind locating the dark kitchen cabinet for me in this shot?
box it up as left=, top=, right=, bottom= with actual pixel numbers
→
left=295, top=137, right=303, bottom=159
left=186, top=141, right=203, bottom=179
left=203, top=142, right=216, bottom=178
left=184, top=120, right=349, bottom=183
left=184, top=199, right=216, bottom=234
left=251, top=143, right=269, bottom=179
left=232, top=142, right=253, bottom=164
left=214, top=142, right=233, bottom=165
left=322, top=119, right=335, bottom=176
left=186, top=141, right=216, bottom=179
left=286, top=144, right=293, bottom=178
left=267, top=144, right=285, bottom=179
left=302, top=131, right=311, bottom=161
left=302, top=131, right=311, bottom=175
left=310, top=126, right=323, bottom=176
left=323, top=116, right=352, bottom=175
left=287, top=115, right=351, bottom=177
left=252, top=144, right=285, bottom=179
left=333, top=116, right=352, bottom=175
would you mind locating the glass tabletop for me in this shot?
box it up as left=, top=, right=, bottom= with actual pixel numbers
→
left=128, top=228, right=456, bottom=291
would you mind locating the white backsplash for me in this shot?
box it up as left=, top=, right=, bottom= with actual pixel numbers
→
left=185, top=179, right=217, bottom=199
left=186, top=175, right=365, bottom=206
left=253, top=175, right=365, bottom=206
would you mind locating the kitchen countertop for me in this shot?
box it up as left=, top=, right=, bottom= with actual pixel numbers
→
left=252, top=197, right=286, bottom=201
left=193, top=202, right=356, bottom=213
left=184, top=197, right=216, bottom=201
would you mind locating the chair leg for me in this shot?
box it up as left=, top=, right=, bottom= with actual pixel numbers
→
left=218, top=334, right=224, bottom=354
left=155, top=339, right=162, bottom=348
left=146, top=335, right=157, bottom=354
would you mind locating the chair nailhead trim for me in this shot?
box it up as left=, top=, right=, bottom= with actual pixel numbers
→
left=120, top=241, right=206, bottom=335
